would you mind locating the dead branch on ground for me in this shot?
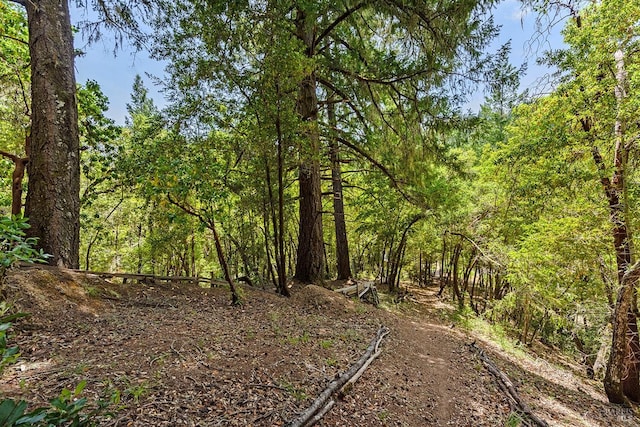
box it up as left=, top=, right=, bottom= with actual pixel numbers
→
left=469, top=342, right=549, bottom=427
left=285, top=326, right=390, bottom=427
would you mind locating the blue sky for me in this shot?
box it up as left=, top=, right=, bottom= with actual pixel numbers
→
left=71, top=0, right=567, bottom=124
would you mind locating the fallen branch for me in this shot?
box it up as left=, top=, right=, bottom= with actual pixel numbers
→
left=285, top=326, right=390, bottom=427
left=335, top=281, right=380, bottom=306
left=469, top=342, right=549, bottom=427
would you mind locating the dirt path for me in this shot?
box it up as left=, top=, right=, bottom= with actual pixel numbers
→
left=0, top=267, right=637, bottom=426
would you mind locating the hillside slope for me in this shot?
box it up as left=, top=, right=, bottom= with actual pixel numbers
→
left=0, top=267, right=636, bottom=426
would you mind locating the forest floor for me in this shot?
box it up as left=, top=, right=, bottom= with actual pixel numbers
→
left=0, top=266, right=638, bottom=427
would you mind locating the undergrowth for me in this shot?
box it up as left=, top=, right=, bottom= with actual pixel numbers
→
left=447, top=306, right=527, bottom=358
left=0, top=216, right=112, bottom=426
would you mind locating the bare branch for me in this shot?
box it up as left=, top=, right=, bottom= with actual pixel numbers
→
left=0, top=34, right=28, bottom=46
left=332, top=134, right=417, bottom=204
left=166, top=193, right=212, bottom=229
left=446, top=231, right=504, bottom=268
left=0, top=150, right=24, bottom=163
left=315, top=2, right=367, bottom=47
left=329, top=65, right=430, bottom=85
left=316, top=76, right=368, bottom=128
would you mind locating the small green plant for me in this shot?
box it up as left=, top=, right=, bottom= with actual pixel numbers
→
left=505, top=411, right=523, bottom=427
left=0, top=302, right=28, bottom=375
left=355, top=303, right=368, bottom=314
left=339, top=329, right=360, bottom=342
left=269, top=311, right=283, bottom=336
left=287, top=330, right=310, bottom=346
left=0, top=381, right=110, bottom=426
left=280, top=381, right=308, bottom=402
left=73, top=362, right=90, bottom=375
left=84, top=286, right=100, bottom=297
left=0, top=216, right=50, bottom=281
left=319, top=339, right=333, bottom=349
left=377, top=410, right=390, bottom=421
left=125, top=381, right=149, bottom=403
left=325, top=357, right=337, bottom=367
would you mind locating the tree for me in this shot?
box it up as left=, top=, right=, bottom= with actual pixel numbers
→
left=540, top=0, right=640, bottom=403
left=327, top=100, right=351, bottom=280
left=5, top=0, right=154, bottom=268
left=483, top=0, right=640, bottom=403
left=153, top=0, right=498, bottom=284
left=6, top=0, right=80, bottom=268
left=0, top=1, right=30, bottom=216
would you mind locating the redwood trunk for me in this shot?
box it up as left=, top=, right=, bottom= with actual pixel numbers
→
left=328, top=102, right=351, bottom=280
left=293, top=8, right=324, bottom=283
left=24, top=0, right=80, bottom=268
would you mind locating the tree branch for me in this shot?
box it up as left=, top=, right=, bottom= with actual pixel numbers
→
left=315, top=2, right=367, bottom=47
left=469, top=342, right=549, bottom=427
left=286, top=326, right=390, bottom=427
left=166, top=194, right=212, bottom=229
left=316, top=76, right=368, bottom=128
left=0, top=150, right=22, bottom=163
left=329, top=65, right=430, bottom=85
left=332, top=134, right=416, bottom=204
left=0, top=34, right=28, bottom=46
left=446, top=231, right=504, bottom=268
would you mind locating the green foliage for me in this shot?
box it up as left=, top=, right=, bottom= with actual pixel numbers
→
left=504, top=412, right=524, bottom=427
left=450, top=0, right=640, bottom=362
left=0, top=381, right=110, bottom=427
left=0, top=302, right=28, bottom=375
left=0, top=303, right=110, bottom=426
left=78, top=80, right=122, bottom=207
left=0, top=0, right=30, bottom=155
left=0, top=216, right=49, bottom=274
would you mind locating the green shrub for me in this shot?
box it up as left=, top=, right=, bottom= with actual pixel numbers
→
left=0, top=216, right=50, bottom=281
left=0, top=302, right=28, bottom=375
left=0, top=217, right=109, bottom=425
left=0, top=381, right=110, bottom=426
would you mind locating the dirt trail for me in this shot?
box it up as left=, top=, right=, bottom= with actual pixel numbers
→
left=0, top=267, right=637, bottom=426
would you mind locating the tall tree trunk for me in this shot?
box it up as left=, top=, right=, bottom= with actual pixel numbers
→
left=293, top=8, right=324, bottom=283
left=451, top=243, right=463, bottom=308
left=23, top=0, right=80, bottom=268
left=601, top=49, right=640, bottom=404
left=209, top=220, right=241, bottom=306
left=605, top=262, right=640, bottom=404
left=276, top=113, right=290, bottom=295
left=0, top=150, right=28, bottom=216
left=388, top=215, right=424, bottom=292
left=327, top=101, right=351, bottom=280
left=265, top=154, right=289, bottom=296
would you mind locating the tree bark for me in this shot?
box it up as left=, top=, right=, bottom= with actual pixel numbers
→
left=0, top=150, right=28, bottom=216
left=605, top=261, right=640, bottom=404
left=388, top=215, right=424, bottom=292
left=327, top=101, right=351, bottom=280
left=265, top=154, right=289, bottom=296
left=601, top=49, right=640, bottom=403
left=23, top=0, right=80, bottom=268
left=293, top=7, right=324, bottom=283
left=210, top=219, right=241, bottom=306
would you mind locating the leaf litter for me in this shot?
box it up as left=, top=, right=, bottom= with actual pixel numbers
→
left=0, top=266, right=637, bottom=426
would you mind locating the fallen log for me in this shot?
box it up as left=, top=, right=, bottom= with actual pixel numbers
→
left=335, top=281, right=379, bottom=306
left=334, top=283, right=359, bottom=296
left=285, top=326, right=390, bottom=427
left=469, top=342, right=549, bottom=427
